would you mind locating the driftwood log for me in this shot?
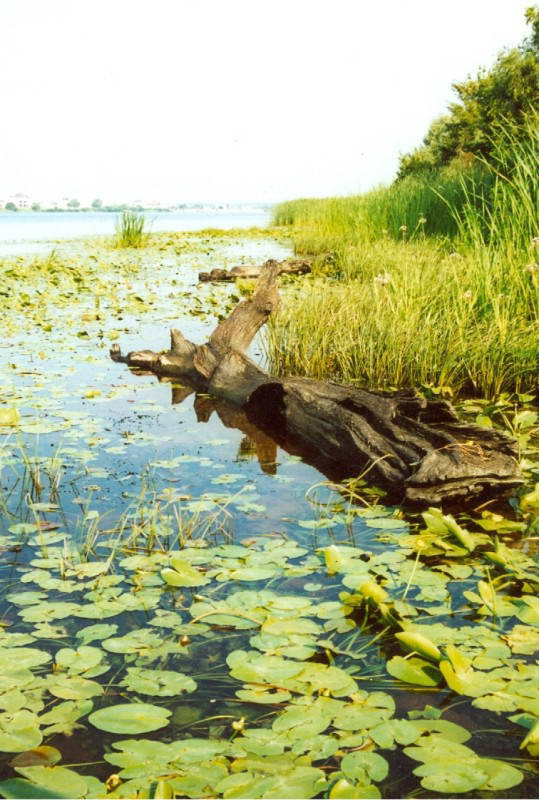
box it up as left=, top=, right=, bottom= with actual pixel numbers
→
left=111, top=259, right=522, bottom=504
left=198, top=258, right=311, bottom=282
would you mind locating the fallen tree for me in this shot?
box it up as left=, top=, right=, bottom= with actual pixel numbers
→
left=111, top=259, right=522, bottom=504
left=198, top=258, right=311, bottom=282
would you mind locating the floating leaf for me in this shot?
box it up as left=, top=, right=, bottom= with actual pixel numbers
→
left=39, top=700, right=93, bottom=737
left=55, top=646, right=103, bottom=674
left=478, top=759, right=523, bottom=791
left=47, top=675, right=104, bottom=701
left=76, top=623, right=118, bottom=645
left=386, top=656, right=442, bottom=687
left=415, top=763, right=488, bottom=794
left=10, top=747, right=62, bottom=768
left=329, top=778, right=381, bottom=799
left=0, top=711, right=42, bottom=752
left=120, top=668, right=197, bottom=697
left=89, top=702, right=171, bottom=734
left=161, top=558, right=209, bottom=588
left=13, top=767, right=88, bottom=799
left=0, top=648, right=51, bottom=670
left=341, top=751, right=389, bottom=783
left=0, top=778, right=68, bottom=799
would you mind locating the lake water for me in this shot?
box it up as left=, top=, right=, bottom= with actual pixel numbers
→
left=0, top=208, right=270, bottom=255
left=0, top=224, right=535, bottom=798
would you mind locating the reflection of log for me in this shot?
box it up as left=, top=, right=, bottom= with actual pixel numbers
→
left=198, top=258, right=311, bottom=283
left=190, top=393, right=278, bottom=474
left=111, top=262, right=522, bottom=504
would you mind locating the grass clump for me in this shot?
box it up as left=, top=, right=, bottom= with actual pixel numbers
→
left=269, top=116, right=539, bottom=397
left=114, top=210, right=149, bottom=248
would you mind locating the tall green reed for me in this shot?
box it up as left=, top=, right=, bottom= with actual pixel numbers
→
left=269, top=116, right=538, bottom=397
left=114, top=210, right=149, bottom=248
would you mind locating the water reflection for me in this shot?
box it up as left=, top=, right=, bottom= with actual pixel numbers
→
left=138, top=370, right=374, bottom=490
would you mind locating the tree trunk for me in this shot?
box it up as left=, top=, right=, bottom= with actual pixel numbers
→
left=110, top=261, right=522, bottom=505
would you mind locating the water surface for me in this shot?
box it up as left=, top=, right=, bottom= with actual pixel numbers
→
left=0, top=208, right=270, bottom=255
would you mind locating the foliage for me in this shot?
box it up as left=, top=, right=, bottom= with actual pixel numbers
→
left=270, top=113, right=539, bottom=396
left=398, top=5, right=539, bottom=178
left=114, top=210, right=149, bottom=248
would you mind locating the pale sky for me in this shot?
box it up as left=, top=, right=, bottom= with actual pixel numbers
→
left=0, top=0, right=533, bottom=204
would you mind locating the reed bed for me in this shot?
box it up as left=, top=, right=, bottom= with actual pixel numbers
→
left=270, top=117, right=538, bottom=397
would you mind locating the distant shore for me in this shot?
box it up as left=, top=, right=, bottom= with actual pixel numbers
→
left=0, top=207, right=272, bottom=256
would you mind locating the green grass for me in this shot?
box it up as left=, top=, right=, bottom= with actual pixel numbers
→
left=114, top=210, right=149, bottom=248
left=269, top=117, right=539, bottom=397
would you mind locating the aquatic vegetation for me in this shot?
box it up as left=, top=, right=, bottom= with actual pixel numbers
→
left=0, top=487, right=537, bottom=797
left=0, top=229, right=537, bottom=797
left=270, top=116, right=539, bottom=396
left=114, top=210, right=149, bottom=248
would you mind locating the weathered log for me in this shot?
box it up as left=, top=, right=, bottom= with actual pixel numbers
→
left=111, top=262, right=522, bottom=504
left=198, top=258, right=311, bottom=283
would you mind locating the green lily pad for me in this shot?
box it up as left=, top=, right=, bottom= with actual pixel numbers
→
left=47, top=675, right=104, bottom=700
left=89, top=702, right=171, bottom=734
left=0, top=778, right=69, bottom=799
left=55, top=646, right=103, bottom=674
left=478, top=759, right=523, bottom=791
left=341, top=751, right=389, bottom=783
left=39, top=700, right=93, bottom=737
left=272, top=705, right=331, bottom=737
left=0, top=648, right=51, bottom=670
left=333, top=693, right=394, bottom=731
left=75, top=623, right=119, bottom=645
left=0, top=711, right=42, bottom=752
left=161, top=560, right=209, bottom=588
left=329, top=778, right=381, bottom=799
left=120, top=668, right=197, bottom=696
left=414, top=762, right=488, bottom=794
left=13, top=767, right=88, bottom=799
left=227, top=650, right=304, bottom=685
left=386, top=656, right=441, bottom=686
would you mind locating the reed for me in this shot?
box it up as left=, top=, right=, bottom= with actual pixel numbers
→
left=114, top=210, right=149, bottom=248
left=269, top=116, right=538, bottom=397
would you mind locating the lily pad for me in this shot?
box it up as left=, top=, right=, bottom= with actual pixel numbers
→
left=386, top=656, right=442, bottom=687
left=89, top=702, right=171, bottom=734
left=120, top=668, right=197, bottom=696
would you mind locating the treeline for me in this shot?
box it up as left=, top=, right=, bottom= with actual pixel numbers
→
left=398, top=6, right=539, bottom=178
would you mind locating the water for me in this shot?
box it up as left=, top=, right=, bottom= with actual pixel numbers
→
left=0, top=208, right=270, bottom=255
left=0, top=230, right=536, bottom=798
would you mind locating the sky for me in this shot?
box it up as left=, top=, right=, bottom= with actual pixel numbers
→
left=0, top=0, right=533, bottom=204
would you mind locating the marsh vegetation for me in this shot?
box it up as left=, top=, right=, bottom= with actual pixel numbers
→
left=0, top=218, right=536, bottom=799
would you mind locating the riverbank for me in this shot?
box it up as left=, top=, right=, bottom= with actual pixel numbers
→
left=269, top=120, right=539, bottom=398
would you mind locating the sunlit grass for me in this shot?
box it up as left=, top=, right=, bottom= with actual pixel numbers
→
left=269, top=116, right=539, bottom=397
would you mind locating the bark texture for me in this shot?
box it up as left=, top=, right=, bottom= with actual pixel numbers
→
left=111, top=261, right=522, bottom=504
left=198, top=258, right=311, bottom=282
